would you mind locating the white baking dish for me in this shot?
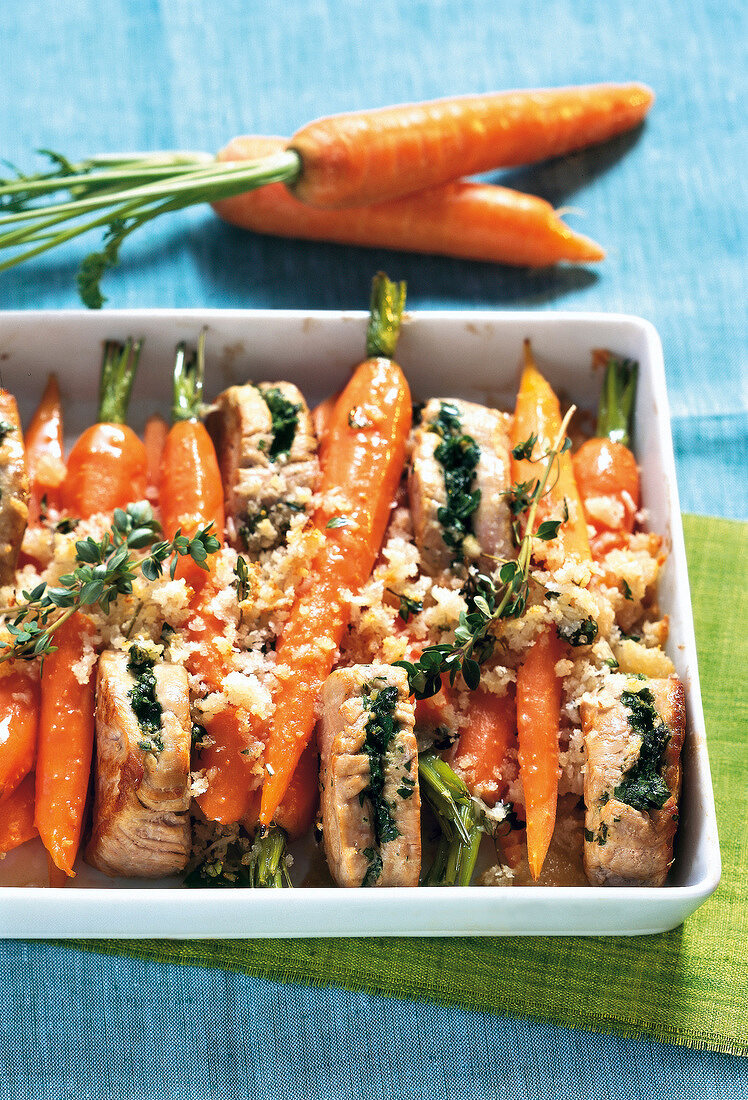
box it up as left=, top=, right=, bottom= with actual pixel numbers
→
left=0, top=309, right=720, bottom=937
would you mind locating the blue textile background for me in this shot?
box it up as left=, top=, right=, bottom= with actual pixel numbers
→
left=0, top=0, right=746, bottom=1096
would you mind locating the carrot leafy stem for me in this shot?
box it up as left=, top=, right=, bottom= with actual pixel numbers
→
left=0, top=148, right=301, bottom=308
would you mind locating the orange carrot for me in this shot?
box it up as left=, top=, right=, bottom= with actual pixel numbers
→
left=243, top=735, right=320, bottom=841
left=573, top=353, right=640, bottom=542
left=448, top=688, right=517, bottom=807
left=186, top=571, right=267, bottom=824
left=260, top=276, right=412, bottom=826
left=62, top=423, right=147, bottom=518
left=4, top=83, right=654, bottom=297
left=281, top=83, right=654, bottom=208
left=0, top=772, right=38, bottom=853
left=62, top=340, right=147, bottom=518
left=273, top=735, right=320, bottom=839
left=159, top=338, right=224, bottom=577
left=0, top=669, right=40, bottom=799
left=216, top=136, right=604, bottom=266
left=511, top=341, right=591, bottom=563
left=516, top=626, right=563, bottom=879
left=311, top=391, right=340, bottom=448
left=25, top=373, right=66, bottom=524
left=144, top=413, right=169, bottom=502
left=156, top=337, right=257, bottom=825
left=34, top=612, right=96, bottom=876
left=159, top=421, right=224, bottom=590
left=574, top=438, right=639, bottom=533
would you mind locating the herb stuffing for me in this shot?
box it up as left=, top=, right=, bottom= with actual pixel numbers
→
left=127, top=645, right=163, bottom=755
left=259, top=386, right=300, bottom=461
left=614, top=686, right=671, bottom=811
left=428, top=402, right=481, bottom=563
left=360, top=681, right=402, bottom=885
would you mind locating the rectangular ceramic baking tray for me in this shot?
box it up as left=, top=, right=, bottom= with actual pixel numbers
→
left=0, top=309, right=720, bottom=937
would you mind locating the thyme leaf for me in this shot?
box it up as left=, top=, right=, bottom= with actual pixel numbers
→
left=0, top=501, right=219, bottom=663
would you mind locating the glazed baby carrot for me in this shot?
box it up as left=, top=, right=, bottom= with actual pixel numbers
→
left=62, top=339, right=147, bottom=518
left=259, top=274, right=412, bottom=827
left=144, top=413, right=169, bottom=502
left=0, top=669, right=39, bottom=799
left=573, top=353, right=640, bottom=539
left=243, top=736, right=320, bottom=841
left=186, top=577, right=264, bottom=825
left=273, top=736, right=320, bottom=839
left=0, top=771, right=38, bottom=854
left=34, top=612, right=96, bottom=876
left=511, top=340, right=591, bottom=564
left=159, top=335, right=225, bottom=590
left=215, top=136, right=604, bottom=266
left=516, top=625, right=563, bottom=879
left=448, top=688, right=517, bottom=807
left=311, top=391, right=339, bottom=448
left=156, top=336, right=255, bottom=825
left=25, top=373, right=66, bottom=524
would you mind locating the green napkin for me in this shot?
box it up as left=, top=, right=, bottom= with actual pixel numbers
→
left=70, top=515, right=748, bottom=1055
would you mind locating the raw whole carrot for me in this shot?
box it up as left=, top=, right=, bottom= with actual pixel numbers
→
left=0, top=669, right=40, bottom=799
left=144, top=413, right=169, bottom=502
left=448, top=688, right=517, bottom=807
left=516, top=626, right=563, bottom=879
left=34, top=612, right=96, bottom=876
left=259, top=277, right=412, bottom=827
left=281, top=83, right=654, bottom=208
left=25, top=373, right=66, bottom=524
left=511, top=341, right=591, bottom=563
left=62, top=340, right=147, bottom=518
left=215, top=137, right=604, bottom=266
left=0, top=772, right=38, bottom=853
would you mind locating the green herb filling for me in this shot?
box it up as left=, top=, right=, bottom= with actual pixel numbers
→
left=127, top=645, right=163, bottom=754
left=428, top=402, right=481, bottom=563
left=614, top=686, right=671, bottom=811
left=259, top=386, right=300, bottom=461
left=360, top=681, right=402, bottom=885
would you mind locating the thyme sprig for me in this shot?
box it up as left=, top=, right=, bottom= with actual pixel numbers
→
left=0, top=501, right=219, bottom=663
left=395, top=407, right=576, bottom=698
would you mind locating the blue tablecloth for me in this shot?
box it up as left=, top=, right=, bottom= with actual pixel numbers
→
left=1, top=1, right=746, bottom=1095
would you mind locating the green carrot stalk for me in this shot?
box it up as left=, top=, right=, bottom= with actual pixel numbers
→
left=171, top=329, right=207, bottom=423
left=366, top=272, right=407, bottom=359
left=249, top=826, right=293, bottom=888
left=418, top=750, right=484, bottom=886
left=97, top=338, right=143, bottom=424
left=596, top=354, right=638, bottom=447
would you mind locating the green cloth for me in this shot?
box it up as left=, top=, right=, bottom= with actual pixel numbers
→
left=70, top=515, right=748, bottom=1055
